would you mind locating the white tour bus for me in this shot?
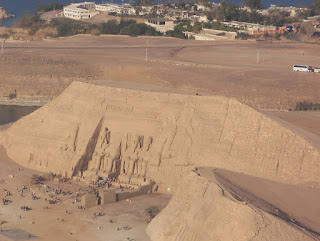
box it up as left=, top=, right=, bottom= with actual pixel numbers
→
left=293, top=65, right=313, bottom=72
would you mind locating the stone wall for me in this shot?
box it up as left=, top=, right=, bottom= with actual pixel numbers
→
left=81, top=193, right=98, bottom=208
left=100, top=189, right=116, bottom=204
left=116, top=183, right=154, bottom=201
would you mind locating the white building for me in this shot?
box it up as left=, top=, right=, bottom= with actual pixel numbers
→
left=95, top=3, right=122, bottom=14
left=145, top=18, right=175, bottom=33
left=122, top=4, right=136, bottom=15
left=64, top=2, right=98, bottom=20
left=222, top=21, right=276, bottom=34
left=95, top=3, right=136, bottom=15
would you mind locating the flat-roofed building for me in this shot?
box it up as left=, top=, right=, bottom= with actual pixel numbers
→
left=95, top=3, right=122, bottom=14
left=222, top=21, right=277, bottom=34
left=146, top=18, right=175, bottom=33
left=64, top=2, right=98, bottom=20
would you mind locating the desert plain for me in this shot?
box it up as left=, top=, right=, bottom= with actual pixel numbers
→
left=0, top=35, right=320, bottom=240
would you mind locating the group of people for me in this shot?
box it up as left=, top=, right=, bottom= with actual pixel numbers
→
left=2, top=189, right=12, bottom=205
left=20, top=205, right=31, bottom=211
left=17, top=185, right=29, bottom=197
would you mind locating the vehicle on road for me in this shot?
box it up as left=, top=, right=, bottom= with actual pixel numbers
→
left=293, top=65, right=313, bottom=72
left=314, top=67, right=320, bottom=73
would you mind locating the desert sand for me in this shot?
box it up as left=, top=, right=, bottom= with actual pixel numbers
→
left=0, top=146, right=170, bottom=241
left=1, top=35, right=320, bottom=108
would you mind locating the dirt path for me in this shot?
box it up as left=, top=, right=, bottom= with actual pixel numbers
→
left=263, top=110, right=320, bottom=149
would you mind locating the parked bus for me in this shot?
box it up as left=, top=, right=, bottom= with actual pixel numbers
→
left=293, top=65, right=313, bottom=72
left=314, top=67, right=320, bottom=73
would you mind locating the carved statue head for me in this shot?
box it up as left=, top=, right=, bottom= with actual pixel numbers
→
left=143, top=137, right=153, bottom=151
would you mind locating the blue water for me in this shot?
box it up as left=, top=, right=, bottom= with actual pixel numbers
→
left=0, top=105, right=39, bottom=125
left=0, top=0, right=314, bottom=27
left=0, top=0, right=112, bottom=27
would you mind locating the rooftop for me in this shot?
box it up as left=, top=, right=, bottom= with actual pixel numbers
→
left=148, top=17, right=174, bottom=21
left=65, top=2, right=95, bottom=10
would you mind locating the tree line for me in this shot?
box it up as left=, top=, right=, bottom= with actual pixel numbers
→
left=14, top=12, right=162, bottom=37
left=205, top=0, right=320, bottom=27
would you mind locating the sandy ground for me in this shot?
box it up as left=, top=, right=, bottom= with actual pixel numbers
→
left=0, top=145, right=171, bottom=241
left=1, top=35, right=320, bottom=107
left=264, top=110, right=320, bottom=148
left=198, top=167, right=320, bottom=240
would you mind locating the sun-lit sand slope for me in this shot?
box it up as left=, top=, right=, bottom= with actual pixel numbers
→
left=147, top=171, right=315, bottom=241
left=0, top=81, right=319, bottom=190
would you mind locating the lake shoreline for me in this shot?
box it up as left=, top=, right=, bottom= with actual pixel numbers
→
left=0, top=6, right=14, bottom=19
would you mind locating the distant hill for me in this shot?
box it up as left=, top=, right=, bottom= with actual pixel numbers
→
left=213, top=0, right=314, bottom=8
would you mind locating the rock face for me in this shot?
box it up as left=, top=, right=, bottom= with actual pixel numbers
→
left=146, top=172, right=314, bottom=241
left=0, top=7, right=14, bottom=19
left=0, top=81, right=320, bottom=189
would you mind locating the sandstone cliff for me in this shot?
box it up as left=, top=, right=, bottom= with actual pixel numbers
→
left=0, top=81, right=319, bottom=190
left=146, top=172, right=314, bottom=241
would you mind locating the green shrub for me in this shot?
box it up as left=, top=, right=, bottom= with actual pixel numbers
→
left=295, top=101, right=320, bottom=111
left=274, top=33, right=281, bottom=40
left=15, top=12, right=45, bottom=34
left=166, top=29, right=187, bottom=39
left=14, top=13, right=161, bottom=38
left=99, top=20, right=120, bottom=34
left=36, top=2, right=64, bottom=12
left=193, top=22, right=202, bottom=33
left=53, top=19, right=89, bottom=36
left=264, top=32, right=270, bottom=38
left=236, top=31, right=249, bottom=40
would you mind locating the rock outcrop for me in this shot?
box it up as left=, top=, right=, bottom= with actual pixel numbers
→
left=1, top=81, right=319, bottom=240
left=0, top=81, right=320, bottom=190
left=0, top=7, right=14, bottom=19
left=146, top=172, right=314, bottom=241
